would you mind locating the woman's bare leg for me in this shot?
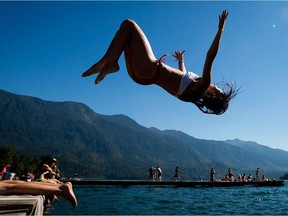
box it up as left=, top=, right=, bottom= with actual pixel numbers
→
left=82, top=20, right=132, bottom=82
left=59, top=182, right=77, bottom=207
left=0, top=181, right=77, bottom=207
left=82, top=19, right=158, bottom=84
left=1, top=180, right=27, bottom=184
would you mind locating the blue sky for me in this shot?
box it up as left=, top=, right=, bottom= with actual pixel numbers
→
left=1, top=1, right=288, bottom=151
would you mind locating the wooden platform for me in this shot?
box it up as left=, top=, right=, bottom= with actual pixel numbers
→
left=0, top=195, right=46, bottom=215
left=64, top=179, right=285, bottom=187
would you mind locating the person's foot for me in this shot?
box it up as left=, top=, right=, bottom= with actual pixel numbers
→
left=95, top=63, right=120, bottom=84
left=60, top=183, right=78, bottom=207
left=46, top=195, right=58, bottom=204
left=82, top=61, right=105, bottom=77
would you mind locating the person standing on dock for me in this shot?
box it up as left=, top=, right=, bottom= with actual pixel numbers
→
left=256, top=168, right=260, bottom=181
left=174, top=166, right=181, bottom=181
left=147, top=166, right=156, bottom=181
left=210, top=167, right=216, bottom=181
left=156, top=166, right=163, bottom=181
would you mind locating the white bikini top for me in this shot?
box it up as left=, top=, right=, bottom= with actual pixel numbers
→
left=175, top=71, right=199, bottom=97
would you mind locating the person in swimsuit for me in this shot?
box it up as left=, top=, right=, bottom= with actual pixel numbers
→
left=82, top=10, right=237, bottom=115
left=35, top=156, right=60, bottom=184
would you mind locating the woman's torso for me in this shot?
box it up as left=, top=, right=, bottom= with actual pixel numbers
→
left=155, top=63, right=203, bottom=101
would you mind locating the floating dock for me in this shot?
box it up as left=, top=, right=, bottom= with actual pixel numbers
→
left=64, top=179, right=285, bottom=187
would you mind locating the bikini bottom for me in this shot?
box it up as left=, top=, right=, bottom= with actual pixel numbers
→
left=128, top=61, right=161, bottom=85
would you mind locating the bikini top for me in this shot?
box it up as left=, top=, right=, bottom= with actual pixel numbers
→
left=175, top=71, right=199, bottom=98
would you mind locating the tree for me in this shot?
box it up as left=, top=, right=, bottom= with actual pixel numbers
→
left=0, top=145, right=15, bottom=165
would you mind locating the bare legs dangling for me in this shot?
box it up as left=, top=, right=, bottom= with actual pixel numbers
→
left=59, top=182, right=78, bottom=207
left=0, top=180, right=77, bottom=207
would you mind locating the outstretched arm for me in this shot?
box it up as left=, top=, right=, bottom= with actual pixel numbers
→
left=199, top=10, right=229, bottom=90
left=172, top=50, right=186, bottom=72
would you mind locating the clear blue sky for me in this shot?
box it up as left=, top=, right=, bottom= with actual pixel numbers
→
left=1, top=1, right=288, bottom=150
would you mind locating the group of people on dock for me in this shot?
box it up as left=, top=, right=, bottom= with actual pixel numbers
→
left=147, top=166, right=181, bottom=181
left=0, top=156, right=77, bottom=207
left=211, top=167, right=268, bottom=182
left=148, top=166, right=163, bottom=181
left=147, top=166, right=268, bottom=183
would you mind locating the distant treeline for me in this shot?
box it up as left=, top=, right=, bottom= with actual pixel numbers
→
left=1, top=145, right=46, bottom=177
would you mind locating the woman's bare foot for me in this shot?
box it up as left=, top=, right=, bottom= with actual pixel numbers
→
left=60, top=183, right=77, bottom=207
left=95, top=63, right=120, bottom=84
left=82, top=61, right=106, bottom=77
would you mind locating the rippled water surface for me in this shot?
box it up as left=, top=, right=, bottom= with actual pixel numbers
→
left=49, top=182, right=288, bottom=215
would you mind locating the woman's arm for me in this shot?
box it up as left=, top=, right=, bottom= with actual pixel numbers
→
left=173, top=50, right=186, bottom=72
left=199, top=10, right=229, bottom=90
left=42, top=164, right=56, bottom=176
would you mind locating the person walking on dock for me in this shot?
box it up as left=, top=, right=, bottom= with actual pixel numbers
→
left=174, top=166, right=181, bottom=181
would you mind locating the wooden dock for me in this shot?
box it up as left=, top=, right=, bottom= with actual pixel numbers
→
left=0, top=195, right=46, bottom=215
left=64, top=179, right=285, bottom=187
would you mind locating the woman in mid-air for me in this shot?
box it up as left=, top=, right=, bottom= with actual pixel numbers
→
left=82, top=10, right=237, bottom=115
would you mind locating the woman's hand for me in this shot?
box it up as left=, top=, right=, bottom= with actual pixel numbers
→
left=218, top=10, right=229, bottom=32
left=172, top=50, right=185, bottom=62
left=173, top=50, right=186, bottom=72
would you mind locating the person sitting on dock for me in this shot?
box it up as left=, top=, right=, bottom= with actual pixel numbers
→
left=238, top=173, right=246, bottom=182
left=174, top=166, right=181, bottom=181
left=247, top=173, right=253, bottom=182
left=50, top=158, right=61, bottom=180
left=221, top=175, right=229, bottom=182
left=0, top=180, right=77, bottom=207
left=35, top=156, right=60, bottom=184
left=0, top=163, right=11, bottom=180
left=34, top=156, right=67, bottom=204
left=227, top=168, right=234, bottom=182
left=26, top=171, right=35, bottom=182
left=261, top=175, right=268, bottom=181
left=238, top=174, right=242, bottom=182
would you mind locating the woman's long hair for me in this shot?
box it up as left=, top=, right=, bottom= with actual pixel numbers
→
left=195, top=82, right=239, bottom=115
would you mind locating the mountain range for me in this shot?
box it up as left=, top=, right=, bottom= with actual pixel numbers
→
left=1, top=89, right=288, bottom=180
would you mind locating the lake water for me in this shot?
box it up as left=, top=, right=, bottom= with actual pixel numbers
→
left=48, top=181, right=288, bottom=215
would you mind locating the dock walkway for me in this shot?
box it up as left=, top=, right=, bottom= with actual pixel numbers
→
left=64, top=179, right=285, bottom=187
